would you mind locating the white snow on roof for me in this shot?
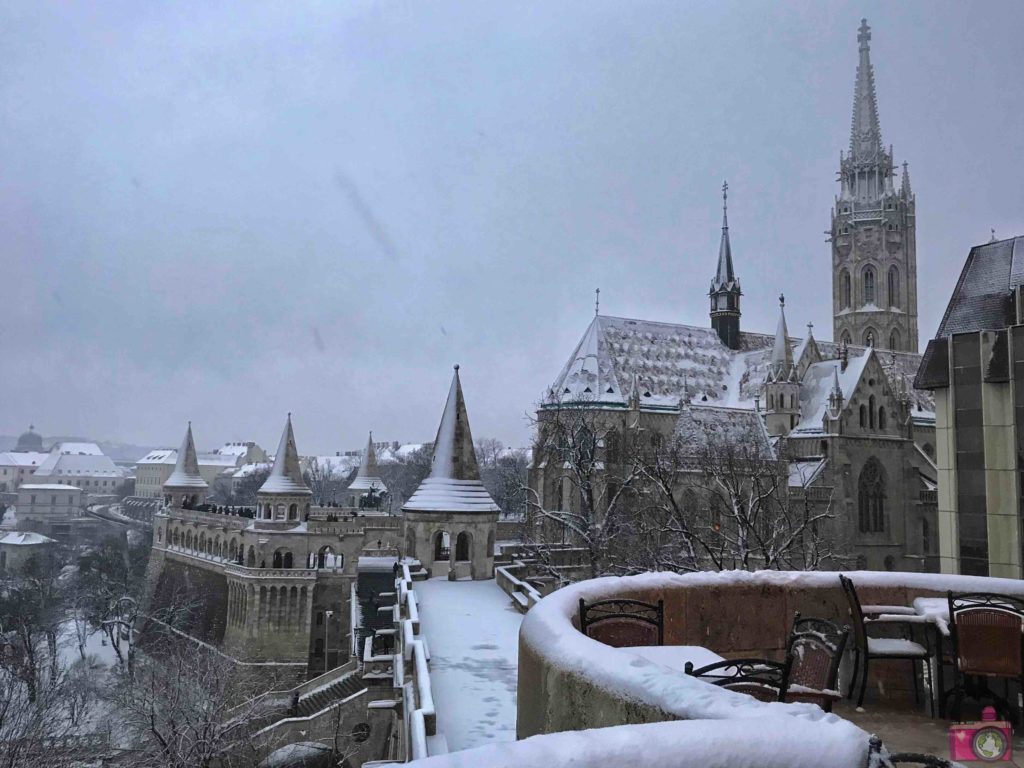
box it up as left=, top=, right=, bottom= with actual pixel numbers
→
left=403, top=478, right=501, bottom=513
left=137, top=449, right=176, bottom=465
left=233, top=462, right=271, bottom=479
left=0, top=531, right=57, bottom=546
left=259, top=416, right=311, bottom=495
left=0, top=451, right=50, bottom=467
left=414, top=577, right=523, bottom=752
left=51, top=442, right=103, bottom=455
left=792, top=351, right=871, bottom=434
left=19, top=484, right=81, bottom=491
left=357, top=555, right=398, bottom=572
left=33, top=451, right=125, bottom=478
left=165, top=424, right=209, bottom=490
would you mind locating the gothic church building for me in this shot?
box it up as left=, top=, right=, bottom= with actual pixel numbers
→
left=531, top=19, right=938, bottom=572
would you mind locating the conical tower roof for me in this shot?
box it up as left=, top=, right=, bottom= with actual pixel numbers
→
left=348, top=432, right=388, bottom=493
left=770, top=295, right=794, bottom=378
left=403, top=366, right=499, bottom=514
left=259, top=414, right=311, bottom=495
left=164, top=423, right=209, bottom=490
left=849, top=19, right=883, bottom=164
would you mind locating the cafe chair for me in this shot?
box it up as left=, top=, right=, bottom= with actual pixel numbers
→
left=945, top=591, right=1024, bottom=726
left=685, top=655, right=794, bottom=703
left=578, top=597, right=664, bottom=647
left=783, top=612, right=850, bottom=712
left=840, top=574, right=930, bottom=709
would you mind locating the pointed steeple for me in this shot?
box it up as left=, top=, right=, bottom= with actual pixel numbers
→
left=849, top=18, right=883, bottom=163
left=709, top=181, right=742, bottom=350
left=348, top=431, right=387, bottom=493
left=900, top=161, right=913, bottom=199
left=770, top=294, right=793, bottom=378
left=403, top=366, right=499, bottom=513
left=713, top=181, right=735, bottom=287
left=165, top=422, right=208, bottom=490
left=259, top=414, right=310, bottom=495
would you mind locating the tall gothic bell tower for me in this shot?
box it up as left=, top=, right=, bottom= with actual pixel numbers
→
left=831, top=19, right=918, bottom=353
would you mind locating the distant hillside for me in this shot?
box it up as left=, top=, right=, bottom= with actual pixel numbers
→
left=0, top=435, right=157, bottom=464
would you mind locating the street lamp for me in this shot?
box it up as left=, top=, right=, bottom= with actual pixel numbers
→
left=324, top=609, right=334, bottom=673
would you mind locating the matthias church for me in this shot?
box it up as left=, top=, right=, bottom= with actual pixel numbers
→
left=532, top=20, right=937, bottom=572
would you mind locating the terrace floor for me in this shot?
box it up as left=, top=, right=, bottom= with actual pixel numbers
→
left=415, top=576, right=524, bottom=752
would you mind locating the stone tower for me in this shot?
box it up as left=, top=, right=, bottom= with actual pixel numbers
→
left=831, top=19, right=918, bottom=353
left=162, top=422, right=209, bottom=509
left=403, top=365, right=499, bottom=581
left=709, top=181, right=742, bottom=350
left=764, top=297, right=800, bottom=437
left=256, top=414, right=312, bottom=524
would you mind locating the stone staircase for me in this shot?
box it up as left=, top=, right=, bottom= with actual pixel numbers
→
left=293, top=670, right=367, bottom=718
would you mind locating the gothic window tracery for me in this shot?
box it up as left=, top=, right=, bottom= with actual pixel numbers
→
left=887, top=266, right=900, bottom=308
left=858, top=459, right=886, bottom=533
left=841, top=270, right=852, bottom=308
left=869, top=395, right=876, bottom=429
left=863, top=267, right=876, bottom=305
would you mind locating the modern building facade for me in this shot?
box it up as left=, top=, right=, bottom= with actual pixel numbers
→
left=916, top=235, right=1024, bottom=577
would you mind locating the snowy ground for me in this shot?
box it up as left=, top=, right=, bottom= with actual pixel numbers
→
left=414, top=577, right=523, bottom=752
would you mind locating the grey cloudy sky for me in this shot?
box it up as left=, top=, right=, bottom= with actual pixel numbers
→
left=3, top=1, right=1023, bottom=454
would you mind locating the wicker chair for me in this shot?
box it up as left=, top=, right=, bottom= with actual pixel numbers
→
left=945, top=591, right=1024, bottom=725
left=684, top=655, right=794, bottom=703
left=840, top=575, right=930, bottom=709
left=578, top=598, right=664, bottom=647
left=783, top=612, right=849, bottom=712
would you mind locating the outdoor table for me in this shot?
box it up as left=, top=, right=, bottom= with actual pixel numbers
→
left=911, top=597, right=951, bottom=717
left=627, top=644, right=725, bottom=671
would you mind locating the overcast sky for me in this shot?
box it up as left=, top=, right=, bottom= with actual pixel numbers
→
left=3, top=1, right=1023, bottom=454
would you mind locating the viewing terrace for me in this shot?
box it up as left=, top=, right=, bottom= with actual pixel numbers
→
left=385, top=568, right=1024, bottom=767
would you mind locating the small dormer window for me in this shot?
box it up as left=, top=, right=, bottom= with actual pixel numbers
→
left=583, top=387, right=592, bottom=393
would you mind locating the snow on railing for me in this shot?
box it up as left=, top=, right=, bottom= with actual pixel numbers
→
left=495, top=561, right=543, bottom=609
left=392, top=559, right=439, bottom=757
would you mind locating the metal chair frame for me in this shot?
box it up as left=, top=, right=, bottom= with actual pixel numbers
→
left=785, top=611, right=850, bottom=712
left=578, top=597, right=664, bottom=647
left=684, top=655, right=795, bottom=703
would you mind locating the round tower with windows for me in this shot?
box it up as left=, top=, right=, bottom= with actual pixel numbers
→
left=256, top=414, right=311, bottom=526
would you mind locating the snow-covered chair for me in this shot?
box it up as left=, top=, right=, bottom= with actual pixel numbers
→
left=577, top=598, right=664, bottom=647
left=783, top=612, right=849, bottom=712
left=684, top=655, right=794, bottom=703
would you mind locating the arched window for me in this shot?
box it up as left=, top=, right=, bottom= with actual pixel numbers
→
left=859, top=404, right=866, bottom=427
left=841, top=270, right=852, bottom=308
left=433, top=531, right=450, bottom=561
left=455, top=532, right=471, bottom=562
left=604, top=429, right=620, bottom=464
left=878, top=406, right=887, bottom=430
left=283, top=551, right=293, bottom=569
left=863, top=328, right=876, bottom=347
left=857, top=459, right=886, bottom=533
left=288, top=503, right=298, bottom=520
left=887, top=266, right=900, bottom=307
left=863, top=267, right=875, bottom=305
left=841, top=330, right=852, bottom=345
left=868, top=395, right=876, bottom=429
left=889, top=329, right=900, bottom=351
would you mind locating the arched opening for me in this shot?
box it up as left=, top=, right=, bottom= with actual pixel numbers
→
left=878, top=406, right=887, bottom=430
left=288, top=503, right=298, bottom=520
left=487, top=529, right=495, bottom=558
left=863, top=328, right=876, bottom=347
left=888, top=266, right=900, bottom=308
left=868, top=395, right=876, bottom=429
left=857, top=458, right=886, bottom=533
left=841, top=330, right=852, bottom=345
left=246, top=546, right=256, bottom=567
left=863, top=267, right=876, bottom=305
left=889, top=329, right=900, bottom=351
left=859, top=404, right=866, bottom=428
left=275, top=504, right=284, bottom=520
left=317, top=546, right=342, bottom=570
left=273, top=549, right=292, bottom=569
left=455, top=532, right=471, bottom=562
left=841, top=269, right=851, bottom=308
left=433, top=531, right=450, bottom=561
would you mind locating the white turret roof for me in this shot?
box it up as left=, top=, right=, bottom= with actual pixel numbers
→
left=259, top=415, right=311, bottom=496
left=348, top=432, right=387, bottom=493
left=163, top=423, right=209, bottom=490
left=404, top=366, right=499, bottom=514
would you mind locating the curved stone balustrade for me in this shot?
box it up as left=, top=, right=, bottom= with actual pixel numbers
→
left=224, top=563, right=317, bottom=580
left=518, top=570, right=1024, bottom=755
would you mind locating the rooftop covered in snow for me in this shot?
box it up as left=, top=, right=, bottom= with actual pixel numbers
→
left=259, top=415, right=311, bottom=496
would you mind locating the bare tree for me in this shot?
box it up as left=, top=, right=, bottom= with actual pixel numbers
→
left=637, top=431, right=842, bottom=572
left=476, top=439, right=529, bottom=520
left=303, top=457, right=337, bottom=506
left=376, top=444, right=432, bottom=513
left=523, top=400, right=645, bottom=581
left=112, top=627, right=286, bottom=768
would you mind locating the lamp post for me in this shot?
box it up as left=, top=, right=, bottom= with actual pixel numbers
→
left=324, top=609, right=334, bottom=673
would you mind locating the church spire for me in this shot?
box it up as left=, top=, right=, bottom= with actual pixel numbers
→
left=259, top=413, right=310, bottom=495
left=709, top=181, right=742, bottom=350
left=849, top=18, right=883, bottom=163
left=770, top=294, right=793, bottom=378
left=164, top=422, right=208, bottom=491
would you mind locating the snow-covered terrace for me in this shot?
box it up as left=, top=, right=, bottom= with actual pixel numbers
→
left=400, top=569, right=1024, bottom=767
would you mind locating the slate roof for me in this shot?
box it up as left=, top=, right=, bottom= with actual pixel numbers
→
left=673, top=405, right=774, bottom=459
left=549, top=314, right=933, bottom=417
left=405, top=367, right=499, bottom=514
left=916, top=236, right=1024, bottom=390
left=259, top=415, right=311, bottom=496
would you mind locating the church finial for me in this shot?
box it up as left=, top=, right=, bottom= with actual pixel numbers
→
left=595, top=287, right=600, bottom=316
left=722, top=180, right=729, bottom=229
left=990, top=228, right=998, bottom=243
left=770, top=295, right=793, bottom=376
left=806, top=321, right=814, bottom=338
left=858, top=18, right=871, bottom=50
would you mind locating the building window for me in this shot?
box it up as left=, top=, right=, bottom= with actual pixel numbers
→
left=841, top=270, right=851, bottom=309
left=560, top=476, right=571, bottom=511
left=889, top=329, right=900, bottom=351
left=604, top=429, right=620, bottom=464
left=922, top=519, right=931, bottom=553
left=868, top=395, right=876, bottom=429
left=878, top=407, right=887, bottom=430
left=888, top=266, right=900, bottom=308
left=859, top=405, right=866, bottom=428
left=858, top=458, right=886, bottom=533
left=863, top=267, right=876, bottom=305
left=841, top=330, right=852, bottom=345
